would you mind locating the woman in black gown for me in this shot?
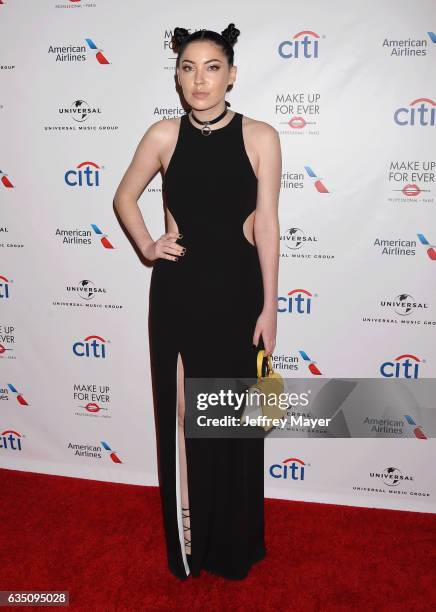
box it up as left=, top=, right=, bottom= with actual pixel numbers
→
left=114, top=23, right=281, bottom=580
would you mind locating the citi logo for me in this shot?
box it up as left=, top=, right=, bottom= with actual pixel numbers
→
left=0, top=275, right=12, bottom=299
left=299, top=350, right=322, bottom=376
left=380, top=354, right=424, bottom=378
left=0, top=170, right=13, bottom=188
left=0, top=429, right=23, bottom=451
left=394, top=98, right=436, bottom=126
left=278, top=289, right=316, bottom=314
left=278, top=31, right=322, bottom=59
left=65, top=161, right=102, bottom=187
left=73, top=334, right=108, bottom=358
left=269, top=457, right=307, bottom=480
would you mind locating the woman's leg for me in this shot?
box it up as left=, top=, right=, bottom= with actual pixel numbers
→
left=177, top=352, right=190, bottom=556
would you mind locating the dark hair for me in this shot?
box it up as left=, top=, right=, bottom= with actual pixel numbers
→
left=172, top=23, right=240, bottom=68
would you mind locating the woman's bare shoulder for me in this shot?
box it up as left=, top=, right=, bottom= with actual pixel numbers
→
left=144, top=116, right=181, bottom=142
left=242, top=114, right=279, bottom=137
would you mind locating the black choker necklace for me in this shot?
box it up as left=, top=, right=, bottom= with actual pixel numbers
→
left=190, top=101, right=231, bottom=136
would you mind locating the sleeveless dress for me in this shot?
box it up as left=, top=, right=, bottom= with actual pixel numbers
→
left=149, top=111, right=266, bottom=580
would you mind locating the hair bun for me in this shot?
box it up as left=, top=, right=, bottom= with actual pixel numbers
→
left=172, top=27, right=190, bottom=51
left=221, top=23, right=240, bottom=47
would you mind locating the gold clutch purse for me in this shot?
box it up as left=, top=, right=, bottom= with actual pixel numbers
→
left=240, top=349, right=285, bottom=432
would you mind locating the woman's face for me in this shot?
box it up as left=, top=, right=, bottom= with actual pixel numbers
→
left=177, top=41, right=236, bottom=110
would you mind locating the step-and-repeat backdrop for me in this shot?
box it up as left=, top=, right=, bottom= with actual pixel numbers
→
left=1, top=0, right=435, bottom=513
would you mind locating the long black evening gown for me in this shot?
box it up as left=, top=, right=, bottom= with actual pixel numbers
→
left=149, top=111, right=266, bottom=580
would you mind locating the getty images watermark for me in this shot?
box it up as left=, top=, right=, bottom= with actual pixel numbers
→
left=195, top=388, right=330, bottom=430
left=183, top=377, right=435, bottom=439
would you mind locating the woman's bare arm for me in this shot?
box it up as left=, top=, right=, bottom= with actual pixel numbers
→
left=250, top=122, right=281, bottom=354
left=253, top=123, right=282, bottom=312
left=113, top=120, right=184, bottom=262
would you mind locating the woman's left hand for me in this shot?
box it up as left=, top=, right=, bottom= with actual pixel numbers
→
left=253, top=307, right=277, bottom=356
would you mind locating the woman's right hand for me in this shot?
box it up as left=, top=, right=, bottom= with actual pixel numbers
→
left=141, top=232, right=186, bottom=262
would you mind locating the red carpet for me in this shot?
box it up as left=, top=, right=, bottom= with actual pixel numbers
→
left=0, top=467, right=434, bottom=611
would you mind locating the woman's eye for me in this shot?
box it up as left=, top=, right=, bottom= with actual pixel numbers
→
left=182, top=65, right=220, bottom=71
